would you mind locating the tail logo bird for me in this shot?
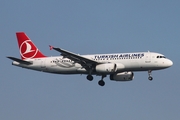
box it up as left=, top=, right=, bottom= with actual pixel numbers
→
left=20, top=40, right=38, bottom=59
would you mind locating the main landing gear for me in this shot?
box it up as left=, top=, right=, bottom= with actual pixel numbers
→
left=148, top=70, right=153, bottom=81
left=86, top=75, right=106, bottom=86
left=87, top=75, right=93, bottom=81
left=98, top=75, right=106, bottom=86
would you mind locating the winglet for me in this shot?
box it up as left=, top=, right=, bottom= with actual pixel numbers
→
left=49, top=45, right=54, bottom=50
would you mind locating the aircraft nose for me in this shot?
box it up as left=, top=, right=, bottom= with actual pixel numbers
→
left=167, top=59, right=173, bottom=67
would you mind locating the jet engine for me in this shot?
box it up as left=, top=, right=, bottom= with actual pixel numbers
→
left=110, top=72, right=134, bottom=81
left=95, top=63, right=117, bottom=73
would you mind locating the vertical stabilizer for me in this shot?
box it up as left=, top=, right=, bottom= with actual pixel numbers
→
left=16, top=32, right=46, bottom=60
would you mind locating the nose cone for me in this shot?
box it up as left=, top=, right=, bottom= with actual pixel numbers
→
left=167, top=59, right=173, bottom=67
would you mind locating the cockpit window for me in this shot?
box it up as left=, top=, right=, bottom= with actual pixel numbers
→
left=157, top=56, right=166, bottom=58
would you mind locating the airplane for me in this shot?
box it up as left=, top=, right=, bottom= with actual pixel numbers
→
left=7, top=32, right=173, bottom=86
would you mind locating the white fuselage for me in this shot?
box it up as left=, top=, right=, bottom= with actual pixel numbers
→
left=12, top=52, right=173, bottom=75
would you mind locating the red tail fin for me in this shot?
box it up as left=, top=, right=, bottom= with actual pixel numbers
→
left=16, top=32, right=46, bottom=60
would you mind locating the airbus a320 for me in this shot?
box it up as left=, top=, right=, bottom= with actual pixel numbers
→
left=7, top=32, right=173, bottom=86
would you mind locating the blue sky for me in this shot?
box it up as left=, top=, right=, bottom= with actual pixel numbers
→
left=1, top=0, right=180, bottom=120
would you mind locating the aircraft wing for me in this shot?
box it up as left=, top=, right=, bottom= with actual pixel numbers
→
left=51, top=46, right=99, bottom=67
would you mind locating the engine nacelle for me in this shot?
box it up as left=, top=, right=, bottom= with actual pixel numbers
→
left=110, top=72, right=134, bottom=81
left=96, top=63, right=117, bottom=73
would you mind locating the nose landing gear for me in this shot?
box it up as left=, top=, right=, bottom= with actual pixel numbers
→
left=148, top=76, right=153, bottom=80
left=148, top=70, right=153, bottom=81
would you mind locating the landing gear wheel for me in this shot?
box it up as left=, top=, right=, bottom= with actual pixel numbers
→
left=148, top=70, right=153, bottom=81
left=148, top=76, right=153, bottom=81
left=98, top=80, right=105, bottom=86
left=87, top=75, right=93, bottom=81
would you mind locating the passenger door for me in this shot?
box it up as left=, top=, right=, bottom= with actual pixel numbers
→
left=145, top=52, right=151, bottom=63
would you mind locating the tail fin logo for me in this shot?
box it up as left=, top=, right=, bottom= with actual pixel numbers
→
left=20, top=40, right=38, bottom=59
left=23, top=41, right=34, bottom=54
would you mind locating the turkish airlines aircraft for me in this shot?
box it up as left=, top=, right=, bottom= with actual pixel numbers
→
left=7, top=32, right=173, bottom=86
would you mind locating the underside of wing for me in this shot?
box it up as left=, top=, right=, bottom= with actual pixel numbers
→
left=51, top=46, right=99, bottom=68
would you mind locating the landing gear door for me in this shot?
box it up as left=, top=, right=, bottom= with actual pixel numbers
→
left=145, top=52, right=151, bottom=63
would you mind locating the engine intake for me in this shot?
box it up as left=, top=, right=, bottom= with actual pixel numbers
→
left=110, top=72, right=134, bottom=81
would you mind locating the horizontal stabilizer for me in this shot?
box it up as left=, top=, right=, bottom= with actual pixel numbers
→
left=7, top=57, right=32, bottom=65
